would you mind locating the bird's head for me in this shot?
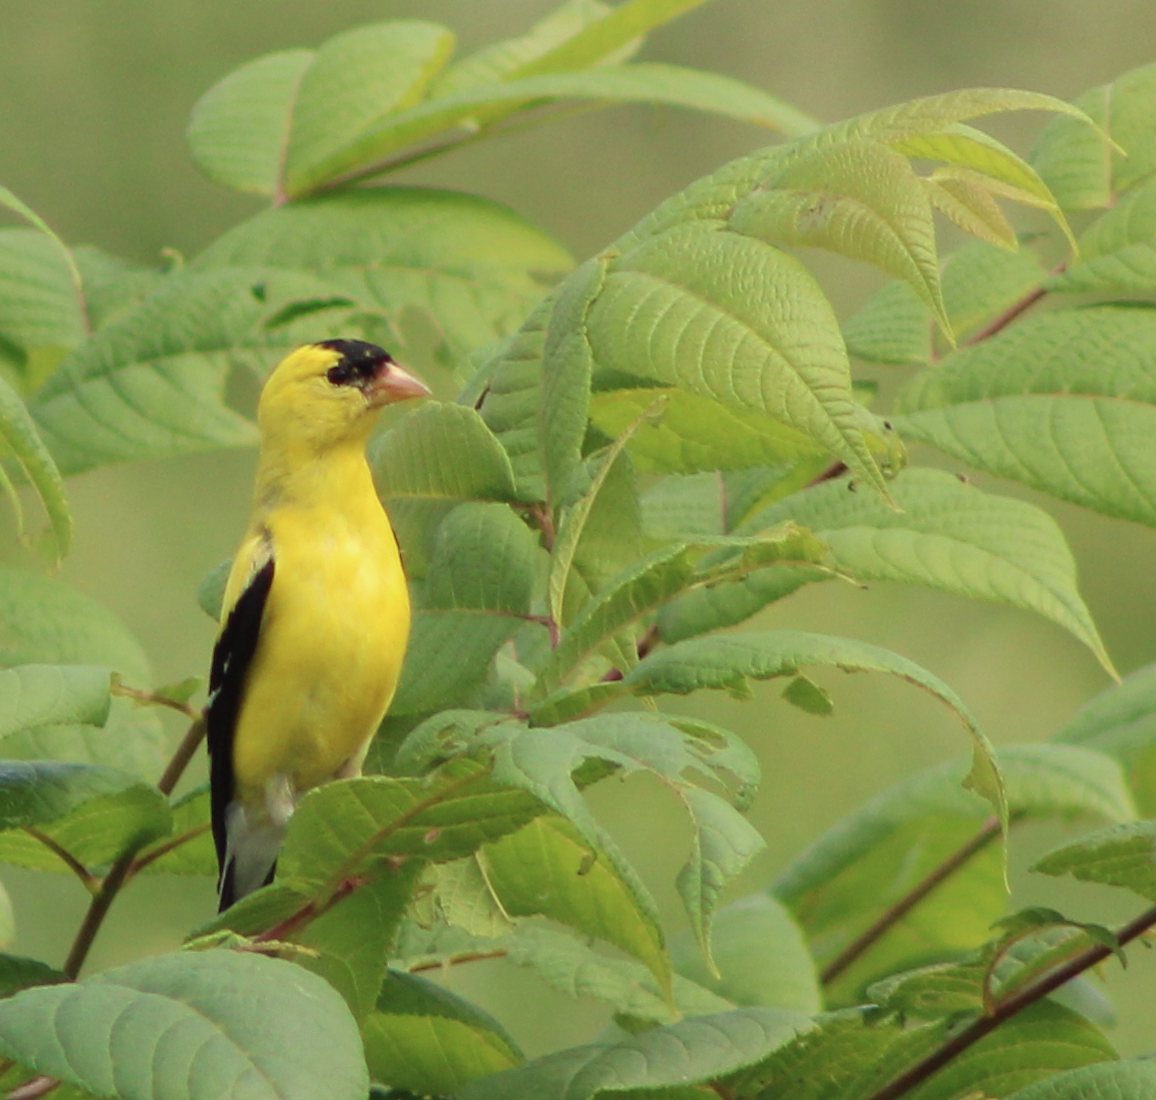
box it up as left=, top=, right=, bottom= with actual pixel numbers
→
left=257, top=339, right=430, bottom=453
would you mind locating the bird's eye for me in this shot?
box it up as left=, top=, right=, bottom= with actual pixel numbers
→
left=326, top=364, right=355, bottom=386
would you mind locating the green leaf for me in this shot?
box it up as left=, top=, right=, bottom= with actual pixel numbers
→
left=664, top=467, right=1110, bottom=670
left=734, top=139, right=949, bottom=330
left=457, top=1007, right=809, bottom=1100
left=0, top=950, right=368, bottom=1100
left=728, top=1009, right=945, bottom=1100
left=0, top=187, right=83, bottom=334
left=277, top=761, right=543, bottom=889
left=0, top=761, right=171, bottom=871
left=28, top=267, right=320, bottom=475
left=194, top=188, right=571, bottom=370
left=0, top=955, right=66, bottom=1000
left=669, top=893, right=821, bottom=1014
left=624, top=628, right=1005, bottom=830
left=133, top=786, right=216, bottom=876
left=482, top=814, right=672, bottom=996
left=904, top=1002, right=1115, bottom=1100
left=1031, top=62, right=1156, bottom=210
left=371, top=401, right=518, bottom=503
left=845, top=241, right=1047, bottom=364
left=500, top=924, right=733, bottom=1025
left=432, top=0, right=625, bottom=95
left=0, top=228, right=85, bottom=374
left=590, top=386, right=829, bottom=474
left=0, top=569, right=163, bottom=778
left=1053, top=660, right=1156, bottom=814
left=774, top=743, right=1133, bottom=1000
left=73, top=247, right=164, bottom=336
left=895, top=305, right=1156, bottom=530
left=482, top=713, right=763, bottom=957
left=539, top=527, right=829, bottom=699
left=1004, top=1060, right=1156, bottom=1100
left=392, top=503, right=539, bottom=715
left=541, top=257, right=606, bottom=510
left=284, top=21, right=456, bottom=192
left=0, top=665, right=109, bottom=740
left=1048, top=175, right=1156, bottom=293
left=295, top=861, right=421, bottom=1022
left=364, top=970, right=522, bottom=1095
left=187, top=49, right=314, bottom=196
left=585, top=219, right=887, bottom=496
left=1033, top=820, right=1156, bottom=900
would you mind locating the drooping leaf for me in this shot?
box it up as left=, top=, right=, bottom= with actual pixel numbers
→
left=1033, top=820, right=1156, bottom=901
left=624, top=628, right=1005, bottom=832
left=480, top=713, right=763, bottom=956
left=364, top=969, right=522, bottom=1095
left=194, top=188, right=571, bottom=371
left=0, top=951, right=368, bottom=1100
left=895, top=305, right=1156, bottom=529
left=662, top=467, right=1111, bottom=671
left=669, top=893, right=822, bottom=1014
left=482, top=814, right=671, bottom=996
left=458, top=1007, right=809, bottom=1100
left=187, top=50, right=315, bottom=196
left=1053, top=660, right=1156, bottom=814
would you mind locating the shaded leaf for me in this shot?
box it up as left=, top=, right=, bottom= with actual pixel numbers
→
left=0, top=665, right=110, bottom=741
left=0, top=956, right=66, bottom=1000
left=1004, top=1060, right=1156, bottom=1100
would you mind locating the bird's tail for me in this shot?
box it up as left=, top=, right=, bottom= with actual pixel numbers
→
left=218, top=804, right=285, bottom=912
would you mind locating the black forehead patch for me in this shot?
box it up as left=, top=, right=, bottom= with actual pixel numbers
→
left=315, top=339, right=393, bottom=386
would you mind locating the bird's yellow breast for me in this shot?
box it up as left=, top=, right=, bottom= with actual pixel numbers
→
left=230, top=487, right=410, bottom=801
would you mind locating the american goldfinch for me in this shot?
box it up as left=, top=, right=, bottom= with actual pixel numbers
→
left=206, top=339, right=430, bottom=910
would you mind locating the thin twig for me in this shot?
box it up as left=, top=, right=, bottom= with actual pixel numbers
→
left=62, top=713, right=207, bottom=978
left=111, top=679, right=200, bottom=721
left=821, top=817, right=1003, bottom=984
left=963, top=262, right=1064, bottom=348
left=861, top=903, right=1156, bottom=1100
left=61, top=852, right=134, bottom=980
left=127, top=823, right=212, bottom=878
left=156, top=717, right=206, bottom=797
left=4, top=1075, right=60, bottom=1100
left=22, top=829, right=99, bottom=894
left=408, top=949, right=509, bottom=973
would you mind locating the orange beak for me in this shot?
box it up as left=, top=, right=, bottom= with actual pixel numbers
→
left=365, top=361, right=431, bottom=407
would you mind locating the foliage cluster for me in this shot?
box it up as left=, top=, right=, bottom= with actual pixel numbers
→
left=0, top=1, right=1154, bottom=1097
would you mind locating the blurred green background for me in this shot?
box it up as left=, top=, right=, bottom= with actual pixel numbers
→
left=2, top=0, right=1155, bottom=1058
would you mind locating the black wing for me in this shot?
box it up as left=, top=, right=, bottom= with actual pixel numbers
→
left=206, top=552, right=275, bottom=908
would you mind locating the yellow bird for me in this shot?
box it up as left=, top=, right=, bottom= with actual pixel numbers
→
left=206, top=339, right=430, bottom=910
